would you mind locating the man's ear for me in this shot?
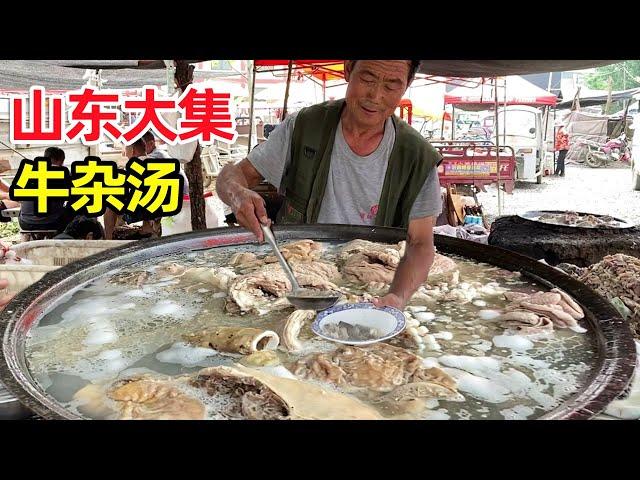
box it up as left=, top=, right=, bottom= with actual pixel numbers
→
left=344, top=61, right=354, bottom=82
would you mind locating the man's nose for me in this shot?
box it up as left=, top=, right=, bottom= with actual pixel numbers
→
left=366, top=82, right=384, bottom=102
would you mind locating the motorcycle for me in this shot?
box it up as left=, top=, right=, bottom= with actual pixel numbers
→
left=583, top=133, right=631, bottom=168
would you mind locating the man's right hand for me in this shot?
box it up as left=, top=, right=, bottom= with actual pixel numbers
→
left=230, top=187, right=270, bottom=242
left=217, top=159, right=270, bottom=242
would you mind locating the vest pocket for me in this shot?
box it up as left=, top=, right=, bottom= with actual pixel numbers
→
left=278, top=198, right=306, bottom=223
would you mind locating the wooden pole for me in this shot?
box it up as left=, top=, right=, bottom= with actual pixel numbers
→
left=570, top=85, right=582, bottom=112
left=605, top=76, right=613, bottom=115
left=613, top=98, right=631, bottom=138
left=175, top=60, right=206, bottom=231
left=281, top=60, right=293, bottom=120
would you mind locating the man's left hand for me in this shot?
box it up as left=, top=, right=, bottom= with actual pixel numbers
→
left=0, top=278, right=14, bottom=311
left=372, top=293, right=405, bottom=310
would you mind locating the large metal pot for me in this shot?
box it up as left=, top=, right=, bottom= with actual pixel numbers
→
left=0, top=382, right=32, bottom=419
left=0, top=225, right=636, bottom=419
left=517, top=210, right=636, bottom=230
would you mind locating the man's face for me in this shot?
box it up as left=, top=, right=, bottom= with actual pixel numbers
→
left=124, top=146, right=134, bottom=159
left=144, top=139, right=155, bottom=154
left=343, top=60, right=411, bottom=128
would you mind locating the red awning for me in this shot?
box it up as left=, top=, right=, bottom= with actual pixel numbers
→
left=445, top=76, right=557, bottom=110
left=254, top=60, right=345, bottom=82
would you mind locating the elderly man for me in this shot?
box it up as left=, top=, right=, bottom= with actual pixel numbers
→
left=217, top=60, right=442, bottom=309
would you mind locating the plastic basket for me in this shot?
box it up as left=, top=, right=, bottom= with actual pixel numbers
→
left=0, top=264, right=58, bottom=295
left=11, top=240, right=131, bottom=267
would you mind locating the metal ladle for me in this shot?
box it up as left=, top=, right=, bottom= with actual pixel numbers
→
left=260, top=224, right=340, bottom=311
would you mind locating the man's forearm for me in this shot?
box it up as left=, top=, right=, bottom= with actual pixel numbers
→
left=388, top=241, right=435, bottom=304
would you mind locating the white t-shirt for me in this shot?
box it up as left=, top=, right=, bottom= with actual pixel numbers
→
left=247, top=112, right=442, bottom=225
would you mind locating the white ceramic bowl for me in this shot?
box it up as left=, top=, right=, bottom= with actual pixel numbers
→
left=311, top=302, right=406, bottom=346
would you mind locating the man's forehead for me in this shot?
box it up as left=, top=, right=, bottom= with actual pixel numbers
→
left=353, top=60, right=410, bottom=78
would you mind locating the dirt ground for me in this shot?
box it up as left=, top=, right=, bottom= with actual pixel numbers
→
left=476, top=162, right=640, bottom=225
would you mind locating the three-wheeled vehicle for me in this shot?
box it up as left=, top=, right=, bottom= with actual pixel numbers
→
left=481, top=105, right=545, bottom=184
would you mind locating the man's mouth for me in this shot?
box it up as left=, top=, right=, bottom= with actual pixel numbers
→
left=361, top=105, right=378, bottom=114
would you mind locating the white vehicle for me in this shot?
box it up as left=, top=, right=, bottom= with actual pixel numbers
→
left=632, top=113, right=640, bottom=190
left=482, top=105, right=545, bottom=184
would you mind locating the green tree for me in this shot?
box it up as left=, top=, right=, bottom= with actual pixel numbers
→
left=585, top=61, right=640, bottom=91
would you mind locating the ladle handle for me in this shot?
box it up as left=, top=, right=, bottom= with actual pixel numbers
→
left=260, top=224, right=301, bottom=291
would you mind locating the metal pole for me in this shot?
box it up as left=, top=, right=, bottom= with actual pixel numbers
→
left=452, top=106, right=456, bottom=140
left=440, top=98, right=446, bottom=140
left=247, top=61, right=256, bottom=154
left=503, top=77, right=507, bottom=147
left=322, top=74, right=326, bottom=102
left=542, top=105, right=549, bottom=172
left=282, top=60, right=293, bottom=121
left=546, top=72, right=554, bottom=172
left=494, top=77, right=502, bottom=216
left=553, top=108, right=557, bottom=171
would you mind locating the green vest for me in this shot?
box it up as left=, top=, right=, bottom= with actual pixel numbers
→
left=276, top=99, right=441, bottom=228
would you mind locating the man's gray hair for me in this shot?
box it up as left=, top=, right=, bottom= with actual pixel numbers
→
left=349, top=60, right=421, bottom=83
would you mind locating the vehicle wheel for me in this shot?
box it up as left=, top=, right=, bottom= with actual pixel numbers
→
left=633, top=169, right=640, bottom=191
left=586, top=151, right=601, bottom=168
